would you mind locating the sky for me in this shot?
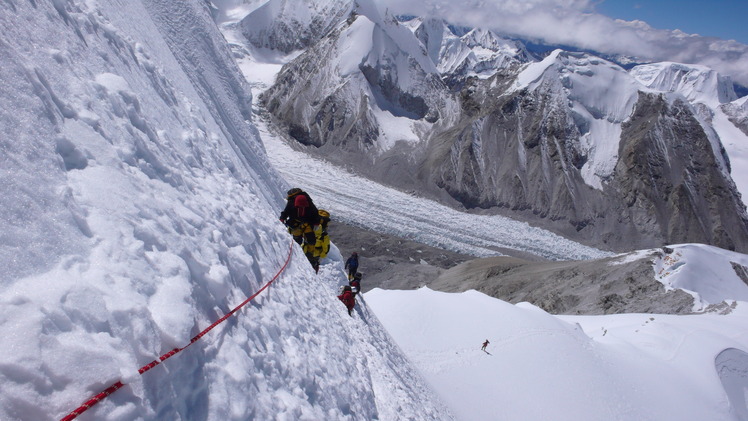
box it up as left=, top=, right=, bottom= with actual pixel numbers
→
left=596, top=0, right=748, bottom=44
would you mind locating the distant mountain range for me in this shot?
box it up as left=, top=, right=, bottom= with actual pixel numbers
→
left=239, top=0, right=748, bottom=253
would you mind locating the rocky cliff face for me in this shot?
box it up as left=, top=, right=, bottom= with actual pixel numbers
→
left=425, top=79, right=601, bottom=230
left=421, top=58, right=748, bottom=251
left=256, top=4, right=748, bottom=252
left=723, top=96, right=748, bottom=136
left=260, top=7, right=458, bottom=158
left=613, top=94, right=748, bottom=250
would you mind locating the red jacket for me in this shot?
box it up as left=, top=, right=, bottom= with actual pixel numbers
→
left=338, top=290, right=355, bottom=309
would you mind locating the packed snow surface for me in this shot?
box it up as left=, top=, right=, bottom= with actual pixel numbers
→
left=654, top=244, right=748, bottom=309
left=367, top=287, right=748, bottom=421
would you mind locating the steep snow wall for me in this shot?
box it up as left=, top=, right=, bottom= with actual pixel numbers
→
left=0, top=1, right=450, bottom=420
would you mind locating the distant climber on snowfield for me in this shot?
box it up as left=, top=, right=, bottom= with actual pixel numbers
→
left=338, top=285, right=355, bottom=316
left=345, top=252, right=359, bottom=280
left=481, top=339, right=490, bottom=351
left=279, top=188, right=321, bottom=270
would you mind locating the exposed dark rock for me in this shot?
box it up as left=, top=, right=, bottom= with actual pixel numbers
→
left=429, top=252, right=696, bottom=315
left=732, top=262, right=748, bottom=287
left=615, top=94, right=748, bottom=251
left=331, top=221, right=696, bottom=315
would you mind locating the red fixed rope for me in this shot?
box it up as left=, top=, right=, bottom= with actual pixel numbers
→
left=60, top=241, right=295, bottom=421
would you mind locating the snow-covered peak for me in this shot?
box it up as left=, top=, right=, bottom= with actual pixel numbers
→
left=335, top=12, right=438, bottom=78
left=239, top=0, right=354, bottom=53
left=462, top=27, right=527, bottom=59
left=361, top=12, right=438, bottom=75
left=408, top=17, right=446, bottom=66
left=630, top=62, right=738, bottom=106
left=406, top=18, right=532, bottom=81
left=556, top=52, right=641, bottom=121
left=516, top=50, right=640, bottom=118
left=514, top=50, right=642, bottom=189
left=278, top=7, right=453, bottom=150
left=440, top=27, right=530, bottom=78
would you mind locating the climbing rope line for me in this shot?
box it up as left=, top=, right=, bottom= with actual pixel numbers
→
left=60, top=240, right=296, bottom=421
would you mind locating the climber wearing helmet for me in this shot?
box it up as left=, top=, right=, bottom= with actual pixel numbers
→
left=280, top=188, right=321, bottom=269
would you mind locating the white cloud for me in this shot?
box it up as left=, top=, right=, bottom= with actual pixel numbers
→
left=374, top=0, right=748, bottom=87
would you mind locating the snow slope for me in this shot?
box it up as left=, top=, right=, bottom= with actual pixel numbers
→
left=0, top=1, right=452, bottom=420
left=654, top=244, right=748, bottom=309
left=367, top=287, right=748, bottom=421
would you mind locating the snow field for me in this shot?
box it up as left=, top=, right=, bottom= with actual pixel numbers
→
left=367, top=287, right=748, bottom=421
left=654, top=244, right=748, bottom=309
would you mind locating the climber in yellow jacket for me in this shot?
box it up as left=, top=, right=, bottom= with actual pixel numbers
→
left=312, top=209, right=331, bottom=272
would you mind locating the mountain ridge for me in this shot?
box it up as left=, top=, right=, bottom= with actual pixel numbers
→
left=251, top=1, right=748, bottom=252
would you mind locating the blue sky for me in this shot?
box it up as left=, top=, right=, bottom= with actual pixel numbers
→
left=381, top=0, right=748, bottom=85
left=595, top=0, right=748, bottom=43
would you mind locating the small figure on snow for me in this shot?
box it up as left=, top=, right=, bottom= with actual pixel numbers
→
left=481, top=339, right=490, bottom=351
left=345, top=252, right=359, bottom=280
left=338, top=285, right=355, bottom=316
